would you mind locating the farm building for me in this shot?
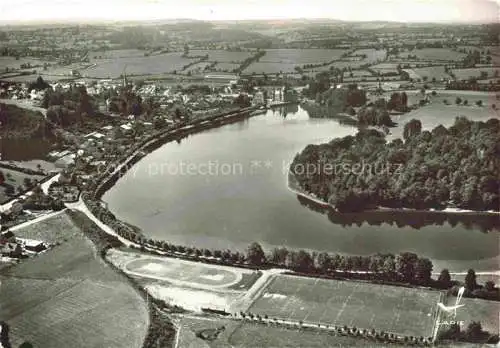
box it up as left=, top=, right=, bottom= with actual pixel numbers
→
left=17, top=238, right=47, bottom=253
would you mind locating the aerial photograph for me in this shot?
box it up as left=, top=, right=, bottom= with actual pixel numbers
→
left=0, top=0, right=498, bottom=347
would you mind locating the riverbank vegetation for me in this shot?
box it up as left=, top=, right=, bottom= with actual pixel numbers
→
left=80, top=192, right=500, bottom=302
left=301, top=81, right=407, bottom=127
left=290, top=117, right=499, bottom=213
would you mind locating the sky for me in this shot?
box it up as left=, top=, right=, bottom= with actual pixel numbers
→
left=0, top=0, right=498, bottom=23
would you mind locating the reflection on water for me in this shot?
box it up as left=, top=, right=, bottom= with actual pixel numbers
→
left=272, top=103, right=300, bottom=118
left=104, top=106, right=499, bottom=272
left=297, top=195, right=500, bottom=233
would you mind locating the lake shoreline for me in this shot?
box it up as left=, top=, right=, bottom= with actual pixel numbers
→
left=287, top=171, right=500, bottom=216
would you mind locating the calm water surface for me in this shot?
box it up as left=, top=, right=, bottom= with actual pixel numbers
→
left=104, top=106, right=499, bottom=273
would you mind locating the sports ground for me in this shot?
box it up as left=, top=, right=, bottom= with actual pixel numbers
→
left=248, top=274, right=442, bottom=338
left=114, top=251, right=262, bottom=292
left=125, top=257, right=242, bottom=288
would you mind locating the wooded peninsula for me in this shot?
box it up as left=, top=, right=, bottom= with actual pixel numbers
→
left=289, top=117, right=499, bottom=213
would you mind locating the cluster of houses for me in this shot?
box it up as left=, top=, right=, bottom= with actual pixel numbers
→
left=0, top=84, right=46, bottom=100
left=0, top=229, right=48, bottom=259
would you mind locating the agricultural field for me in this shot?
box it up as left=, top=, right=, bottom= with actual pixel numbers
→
left=213, top=62, right=241, bottom=72
left=389, top=93, right=500, bottom=141
left=455, top=45, right=482, bottom=53
left=449, top=297, right=499, bottom=335
left=399, top=48, right=467, bottom=62
left=242, top=62, right=297, bottom=74
left=405, top=66, right=450, bottom=81
left=0, top=277, right=147, bottom=348
left=451, top=67, right=499, bottom=80
left=182, top=62, right=213, bottom=74
left=0, top=167, right=45, bottom=203
left=89, top=49, right=147, bottom=60
left=388, top=60, right=436, bottom=68
left=436, top=91, right=498, bottom=106
left=260, top=49, right=347, bottom=65
left=0, top=56, right=54, bottom=71
left=303, top=59, right=370, bottom=73
left=227, top=322, right=380, bottom=348
left=344, top=76, right=384, bottom=83
left=16, top=74, right=75, bottom=82
left=189, top=50, right=254, bottom=62
left=175, top=315, right=378, bottom=348
left=82, top=52, right=196, bottom=78
left=40, top=62, right=91, bottom=77
left=479, top=78, right=500, bottom=85
left=0, top=211, right=149, bottom=348
left=248, top=274, right=442, bottom=337
left=345, top=70, right=373, bottom=77
left=10, top=211, right=78, bottom=244
left=350, top=48, right=387, bottom=64
left=370, top=63, right=400, bottom=75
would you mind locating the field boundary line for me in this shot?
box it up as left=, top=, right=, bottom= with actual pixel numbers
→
left=431, top=291, right=445, bottom=342
left=2, top=278, right=85, bottom=322
left=236, top=270, right=282, bottom=313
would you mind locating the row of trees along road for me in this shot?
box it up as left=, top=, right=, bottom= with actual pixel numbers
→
left=248, top=243, right=498, bottom=300
left=83, top=189, right=498, bottom=300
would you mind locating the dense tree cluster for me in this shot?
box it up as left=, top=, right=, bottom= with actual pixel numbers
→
left=320, top=84, right=367, bottom=107
left=236, top=50, right=266, bottom=73
left=462, top=49, right=481, bottom=68
left=387, top=92, right=409, bottom=112
left=357, top=99, right=394, bottom=127
left=0, top=103, right=46, bottom=139
left=439, top=321, right=499, bottom=344
left=234, top=93, right=251, bottom=108
left=303, top=71, right=331, bottom=98
left=446, top=80, right=500, bottom=92
left=459, top=269, right=499, bottom=300
left=43, top=84, right=98, bottom=127
left=107, top=88, right=143, bottom=117
left=27, top=76, right=50, bottom=92
left=268, top=248, right=434, bottom=285
left=20, top=185, right=65, bottom=211
left=290, top=117, right=500, bottom=212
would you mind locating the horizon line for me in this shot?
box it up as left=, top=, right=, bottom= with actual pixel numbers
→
left=0, top=17, right=497, bottom=26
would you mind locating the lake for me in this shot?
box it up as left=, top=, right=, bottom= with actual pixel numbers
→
left=103, top=105, right=499, bottom=273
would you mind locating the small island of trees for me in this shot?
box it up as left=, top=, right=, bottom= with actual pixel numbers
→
left=289, top=117, right=499, bottom=213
